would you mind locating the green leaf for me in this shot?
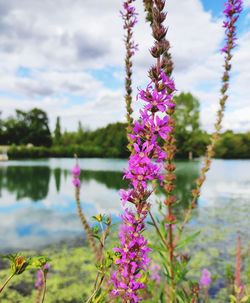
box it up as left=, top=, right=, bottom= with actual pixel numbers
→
left=176, top=231, right=200, bottom=249
left=92, top=214, right=104, bottom=223
left=28, top=256, right=50, bottom=269
left=229, top=294, right=236, bottom=303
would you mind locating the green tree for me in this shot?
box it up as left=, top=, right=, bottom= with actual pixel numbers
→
left=0, top=111, right=5, bottom=144
left=24, top=108, right=52, bottom=147
left=3, top=116, right=21, bottom=144
left=215, top=130, right=250, bottom=159
left=3, top=108, right=52, bottom=147
left=54, top=116, right=62, bottom=145
left=173, top=92, right=208, bottom=158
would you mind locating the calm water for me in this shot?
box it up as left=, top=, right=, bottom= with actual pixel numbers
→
left=0, top=158, right=250, bottom=257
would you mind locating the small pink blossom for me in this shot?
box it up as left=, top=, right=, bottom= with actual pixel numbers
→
left=72, top=161, right=81, bottom=188
left=71, top=164, right=81, bottom=177
left=200, top=268, right=212, bottom=288
left=150, top=263, right=161, bottom=284
left=72, top=178, right=81, bottom=188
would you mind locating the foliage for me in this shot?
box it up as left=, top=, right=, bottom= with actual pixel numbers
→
left=0, top=108, right=52, bottom=147
left=2, top=105, right=250, bottom=160
left=173, top=92, right=209, bottom=158
left=6, top=127, right=250, bottom=161
left=54, top=116, right=62, bottom=145
left=0, top=246, right=96, bottom=303
left=215, top=131, right=250, bottom=159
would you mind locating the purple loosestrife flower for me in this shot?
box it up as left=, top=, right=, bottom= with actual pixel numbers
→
left=221, top=0, right=243, bottom=53
left=72, top=164, right=80, bottom=177
left=111, top=207, right=151, bottom=302
left=72, top=163, right=81, bottom=188
left=148, top=115, right=171, bottom=139
left=111, top=73, right=176, bottom=303
left=121, top=0, right=138, bottom=30
left=191, top=0, right=242, bottom=205
left=111, top=1, right=177, bottom=301
left=200, top=268, right=212, bottom=288
left=35, top=269, right=43, bottom=289
left=35, top=263, right=50, bottom=289
left=150, top=263, right=161, bottom=284
left=122, top=0, right=138, bottom=144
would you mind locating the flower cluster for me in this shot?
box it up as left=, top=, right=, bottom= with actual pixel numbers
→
left=111, top=69, right=176, bottom=301
left=150, top=263, right=161, bottom=284
left=35, top=263, right=50, bottom=289
left=221, top=0, right=243, bottom=53
left=121, top=0, right=138, bottom=142
left=199, top=268, right=212, bottom=288
left=120, top=0, right=138, bottom=56
left=72, top=162, right=81, bottom=188
left=111, top=207, right=150, bottom=302
left=125, top=71, right=176, bottom=190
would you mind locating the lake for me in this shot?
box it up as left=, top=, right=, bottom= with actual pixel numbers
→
left=0, top=158, right=250, bottom=269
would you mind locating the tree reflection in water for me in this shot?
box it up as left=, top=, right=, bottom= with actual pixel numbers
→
left=0, top=161, right=200, bottom=215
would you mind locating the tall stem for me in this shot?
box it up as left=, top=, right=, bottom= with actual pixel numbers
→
left=40, top=271, right=47, bottom=303
left=36, top=287, right=43, bottom=303
left=167, top=204, right=175, bottom=301
left=122, top=0, right=138, bottom=150
left=0, top=273, right=15, bottom=294
left=149, top=210, right=169, bottom=249
left=235, top=234, right=242, bottom=303
left=145, top=0, right=176, bottom=300
left=176, top=0, right=242, bottom=240
left=75, top=186, right=100, bottom=261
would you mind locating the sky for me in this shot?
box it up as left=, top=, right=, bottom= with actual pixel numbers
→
left=0, top=0, right=249, bottom=133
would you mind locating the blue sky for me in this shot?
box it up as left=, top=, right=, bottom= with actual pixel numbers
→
left=202, top=0, right=225, bottom=15
left=0, top=0, right=249, bottom=132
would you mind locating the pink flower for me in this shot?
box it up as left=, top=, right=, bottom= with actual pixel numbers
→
left=200, top=268, right=212, bottom=288
left=35, top=269, right=43, bottom=289
left=72, top=178, right=81, bottom=188
left=111, top=208, right=151, bottom=302
left=150, top=263, right=161, bottom=284
left=72, top=164, right=81, bottom=177
left=72, top=162, right=81, bottom=187
left=34, top=263, right=50, bottom=289
left=221, top=0, right=243, bottom=53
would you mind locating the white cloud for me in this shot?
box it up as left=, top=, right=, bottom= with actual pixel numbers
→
left=0, top=0, right=249, bottom=132
left=245, top=0, right=250, bottom=8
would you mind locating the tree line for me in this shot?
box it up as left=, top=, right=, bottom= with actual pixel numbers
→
left=1, top=93, right=249, bottom=159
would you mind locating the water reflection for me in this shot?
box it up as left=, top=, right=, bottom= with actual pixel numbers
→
left=0, top=162, right=199, bottom=205
left=155, top=161, right=200, bottom=208
left=54, top=168, right=61, bottom=193
left=0, top=160, right=199, bottom=251
left=0, top=166, right=51, bottom=201
left=0, top=159, right=250, bottom=253
left=82, top=170, right=127, bottom=190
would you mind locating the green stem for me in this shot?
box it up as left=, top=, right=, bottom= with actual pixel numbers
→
left=149, top=211, right=169, bottom=249
left=167, top=205, right=175, bottom=303
left=40, top=271, right=47, bottom=303
left=36, top=285, right=43, bottom=303
left=0, top=273, right=15, bottom=294
left=86, top=274, right=105, bottom=303
left=75, top=186, right=100, bottom=261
